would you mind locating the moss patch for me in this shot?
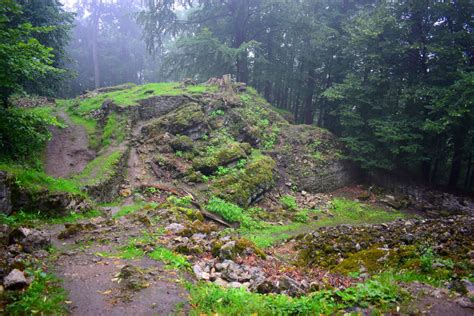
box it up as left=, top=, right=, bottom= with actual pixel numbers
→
left=75, top=83, right=217, bottom=114
left=212, top=153, right=276, bottom=207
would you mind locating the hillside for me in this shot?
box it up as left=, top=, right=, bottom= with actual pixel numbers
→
left=0, top=78, right=473, bottom=315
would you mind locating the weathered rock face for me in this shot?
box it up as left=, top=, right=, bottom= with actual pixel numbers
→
left=0, top=171, right=12, bottom=215
left=275, top=125, right=356, bottom=193
left=117, top=86, right=354, bottom=207
left=298, top=215, right=474, bottom=269
left=10, top=187, right=91, bottom=217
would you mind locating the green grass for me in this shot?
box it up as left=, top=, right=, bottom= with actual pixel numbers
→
left=240, top=199, right=407, bottom=248
left=280, top=195, right=298, bottom=211
left=205, top=197, right=263, bottom=229
left=148, top=246, right=191, bottom=270
left=112, top=202, right=159, bottom=219
left=75, top=82, right=218, bottom=114
left=4, top=270, right=67, bottom=315
left=112, top=202, right=145, bottom=218
left=73, top=150, right=123, bottom=186
left=0, top=209, right=102, bottom=227
left=0, top=163, right=82, bottom=195
left=188, top=274, right=402, bottom=315
left=329, top=198, right=405, bottom=222
left=102, top=113, right=126, bottom=146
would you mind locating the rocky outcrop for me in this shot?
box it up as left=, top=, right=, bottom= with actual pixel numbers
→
left=298, top=215, right=474, bottom=269
left=275, top=125, right=357, bottom=193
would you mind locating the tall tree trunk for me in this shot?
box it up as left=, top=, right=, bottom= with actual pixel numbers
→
left=231, top=0, right=249, bottom=83
left=303, top=67, right=316, bottom=125
left=464, top=153, right=472, bottom=189
left=91, top=0, right=101, bottom=89
left=448, top=132, right=466, bottom=188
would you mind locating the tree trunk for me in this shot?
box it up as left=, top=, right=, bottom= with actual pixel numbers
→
left=231, top=0, right=249, bottom=83
left=448, top=132, right=466, bottom=188
left=91, top=0, right=101, bottom=89
left=464, top=154, right=472, bottom=189
left=303, top=67, right=316, bottom=125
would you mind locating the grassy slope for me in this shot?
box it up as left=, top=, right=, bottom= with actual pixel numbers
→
left=75, top=82, right=217, bottom=114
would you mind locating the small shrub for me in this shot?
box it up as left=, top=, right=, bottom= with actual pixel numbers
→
left=0, top=107, right=64, bottom=161
left=280, top=195, right=298, bottom=211
left=205, top=197, right=262, bottom=229
left=293, top=210, right=309, bottom=223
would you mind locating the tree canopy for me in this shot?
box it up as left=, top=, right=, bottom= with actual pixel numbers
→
left=140, top=0, right=474, bottom=190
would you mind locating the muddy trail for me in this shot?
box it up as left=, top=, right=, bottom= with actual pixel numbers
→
left=49, top=218, right=189, bottom=316
left=45, top=111, right=95, bottom=178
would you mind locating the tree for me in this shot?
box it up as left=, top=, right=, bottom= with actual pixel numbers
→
left=0, top=0, right=61, bottom=106
left=14, top=0, right=74, bottom=96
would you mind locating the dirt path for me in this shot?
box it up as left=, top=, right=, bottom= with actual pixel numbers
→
left=45, top=111, right=95, bottom=178
left=49, top=217, right=189, bottom=316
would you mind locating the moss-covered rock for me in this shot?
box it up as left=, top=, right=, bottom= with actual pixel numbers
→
left=298, top=216, right=474, bottom=271
left=171, top=135, right=194, bottom=152
left=152, top=102, right=208, bottom=136
left=193, top=142, right=251, bottom=175
left=212, top=154, right=276, bottom=207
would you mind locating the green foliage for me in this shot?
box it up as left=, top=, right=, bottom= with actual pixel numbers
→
left=73, top=150, right=123, bottom=186
left=102, top=113, right=126, bottom=146
left=205, top=197, right=262, bottom=229
left=330, top=198, right=403, bottom=222
left=112, top=203, right=144, bottom=219
left=420, top=248, right=454, bottom=274
left=75, top=82, right=216, bottom=114
left=212, top=153, right=276, bottom=207
left=188, top=274, right=401, bottom=315
left=210, top=109, right=225, bottom=118
left=293, top=210, right=310, bottom=223
left=0, top=0, right=61, bottom=104
left=0, top=209, right=101, bottom=227
left=167, top=195, right=193, bottom=207
left=280, top=195, right=298, bottom=211
left=148, top=247, right=190, bottom=270
left=5, top=269, right=67, bottom=315
left=0, top=163, right=82, bottom=194
left=0, top=107, right=64, bottom=161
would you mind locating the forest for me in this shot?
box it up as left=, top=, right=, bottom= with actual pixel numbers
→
left=0, top=0, right=473, bottom=315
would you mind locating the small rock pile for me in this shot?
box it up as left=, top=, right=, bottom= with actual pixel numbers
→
left=298, top=215, right=474, bottom=268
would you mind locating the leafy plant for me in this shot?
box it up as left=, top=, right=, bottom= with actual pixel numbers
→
left=293, top=210, right=309, bottom=223
left=5, top=270, right=67, bottom=315
left=210, top=109, right=225, bottom=118
left=280, top=195, right=298, bottom=211
left=205, top=197, right=262, bottom=229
